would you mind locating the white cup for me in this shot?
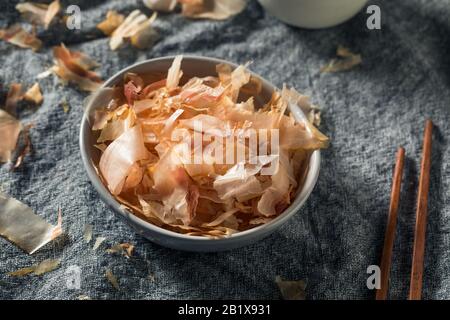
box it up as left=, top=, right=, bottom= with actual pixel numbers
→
left=258, top=0, right=368, bottom=29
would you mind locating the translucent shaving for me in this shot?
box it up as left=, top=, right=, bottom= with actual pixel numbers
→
left=0, top=110, right=22, bottom=163
left=130, top=13, right=159, bottom=50
left=24, top=83, right=43, bottom=105
left=16, top=0, right=60, bottom=29
left=12, top=124, right=33, bottom=170
left=92, top=236, right=106, bottom=250
left=321, top=45, right=362, bottom=73
left=99, top=125, right=149, bottom=195
left=52, top=44, right=103, bottom=92
left=33, top=258, right=61, bottom=275
left=83, top=224, right=93, bottom=243
left=166, top=55, right=183, bottom=90
left=8, top=259, right=61, bottom=276
left=0, top=24, right=42, bottom=51
left=5, top=83, right=24, bottom=115
left=61, top=98, right=70, bottom=113
left=106, top=243, right=134, bottom=258
left=180, top=0, right=246, bottom=20
left=109, top=10, right=158, bottom=51
left=97, top=10, right=125, bottom=36
left=0, top=194, right=62, bottom=254
left=105, top=269, right=120, bottom=290
left=143, top=0, right=178, bottom=12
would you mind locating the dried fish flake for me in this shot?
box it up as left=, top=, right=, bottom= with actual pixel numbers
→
left=92, top=236, right=106, bottom=250
left=147, top=272, right=156, bottom=282
left=109, top=10, right=158, bottom=51
left=8, top=258, right=61, bottom=277
left=33, top=258, right=60, bottom=275
left=7, top=266, right=35, bottom=277
left=0, top=24, right=42, bottom=51
left=105, top=269, right=120, bottom=290
left=130, top=13, right=159, bottom=50
left=99, top=125, right=149, bottom=195
left=0, top=110, right=22, bottom=163
left=336, top=45, right=354, bottom=58
left=83, top=224, right=93, bottom=243
left=24, top=83, right=43, bottom=105
left=37, top=68, right=54, bottom=79
left=12, top=124, right=33, bottom=170
left=106, top=242, right=134, bottom=258
left=16, top=0, right=61, bottom=29
left=181, top=0, right=246, bottom=20
left=52, top=44, right=103, bottom=92
left=91, top=55, right=328, bottom=237
left=321, top=46, right=362, bottom=73
left=0, top=193, right=62, bottom=254
left=5, top=83, right=24, bottom=115
left=143, top=0, right=178, bottom=12
left=275, top=276, right=306, bottom=300
left=97, top=10, right=125, bottom=36
left=61, top=98, right=70, bottom=113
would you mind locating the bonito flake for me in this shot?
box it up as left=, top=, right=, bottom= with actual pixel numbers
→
left=105, top=268, right=120, bottom=290
left=145, top=0, right=247, bottom=20
left=5, top=83, right=24, bottom=114
left=12, top=124, right=33, bottom=170
left=0, top=25, right=42, bottom=51
left=90, top=56, right=328, bottom=237
left=180, top=0, right=246, bottom=20
left=275, top=276, right=306, bottom=300
left=97, top=10, right=125, bottom=36
left=92, top=236, right=106, bottom=250
left=15, top=0, right=61, bottom=29
left=24, top=83, right=44, bottom=105
left=8, top=258, right=61, bottom=276
left=0, top=110, right=22, bottom=163
left=108, top=10, right=158, bottom=51
left=0, top=193, right=62, bottom=254
left=51, top=44, right=103, bottom=92
left=3, top=82, right=44, bottom=116
left=143, top=0, right=178, bottom=12
left=321, top=45, right=362, bottom=73
left=106, top=243, right=134, bottom=258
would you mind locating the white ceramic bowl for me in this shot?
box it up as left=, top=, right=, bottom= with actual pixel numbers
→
left=258, top=0, right=368, bottom=29
left=80, top=56, right=321, bottom=252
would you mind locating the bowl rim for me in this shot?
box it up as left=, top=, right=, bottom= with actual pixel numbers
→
left=79, top=55, right=321, bottom=243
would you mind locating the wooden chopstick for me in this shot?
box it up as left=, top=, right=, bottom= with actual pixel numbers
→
left=376, top=147, right=405, bottom=300
left=409, top=119, right=433, bottom=300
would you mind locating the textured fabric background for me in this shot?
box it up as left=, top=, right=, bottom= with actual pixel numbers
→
left=0, top=0, right=449, bottom=300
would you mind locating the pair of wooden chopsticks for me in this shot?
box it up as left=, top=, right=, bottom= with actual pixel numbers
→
left=376, top=119, right=433, bottom=300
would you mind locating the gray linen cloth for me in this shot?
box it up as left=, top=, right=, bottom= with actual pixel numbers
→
left=0, top=0, right=449, bottom=299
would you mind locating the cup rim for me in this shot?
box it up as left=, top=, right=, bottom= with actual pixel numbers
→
left=79, top=55, right=321, bottom=244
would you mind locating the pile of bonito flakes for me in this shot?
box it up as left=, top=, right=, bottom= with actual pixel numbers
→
left=92, top=56, right=329, bottom=237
